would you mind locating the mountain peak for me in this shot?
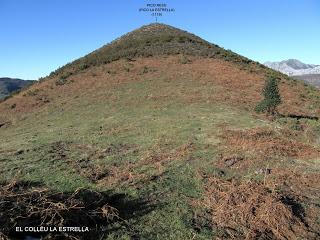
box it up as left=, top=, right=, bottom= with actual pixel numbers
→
left=49, top=24, right=254, bottom=78
left=264, top=59, right=320, bottom=76
left=282, top=59, right=314, bottom=70
left=110, top=23, right=207, bottom=46
left=128, top=23, right=178, bottom=32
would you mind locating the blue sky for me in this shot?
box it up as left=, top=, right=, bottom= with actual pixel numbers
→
left=1, top=0, right=319, bottom=79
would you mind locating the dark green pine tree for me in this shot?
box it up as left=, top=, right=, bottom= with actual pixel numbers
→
left=255, top=76, right=282, bottom=116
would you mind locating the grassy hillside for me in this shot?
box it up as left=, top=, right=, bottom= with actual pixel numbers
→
left=0, top=24, right=320, bottom=239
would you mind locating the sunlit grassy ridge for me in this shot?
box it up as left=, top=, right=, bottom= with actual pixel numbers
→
left=0, top=65, right=269, bottom=239
left=48, top=23, right=274, bottom=80
left=1, top=65, right=319, bottom=238
left=0, top=25, right=320, bottom=239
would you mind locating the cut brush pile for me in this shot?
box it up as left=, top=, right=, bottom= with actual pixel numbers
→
left=0, top=181, right=119, bottom=239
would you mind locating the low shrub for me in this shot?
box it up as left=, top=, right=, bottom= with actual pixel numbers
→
left=55, top=78, right=68, bottom=86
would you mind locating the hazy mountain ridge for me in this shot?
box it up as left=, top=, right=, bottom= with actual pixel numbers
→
left=293, top=74, right=320, bottom=88
left=0, top=77, right=34, bottom=100
left=264, top=59, right=320, bottom=76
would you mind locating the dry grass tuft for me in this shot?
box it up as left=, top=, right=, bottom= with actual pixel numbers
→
left=222, top=127, right=319, bottom=159
left=99, top=142, right=196, bottom=187
left=142, top=141, right=195, bottom=165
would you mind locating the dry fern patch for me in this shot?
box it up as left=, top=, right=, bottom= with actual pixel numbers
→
left=222, top=127, right=319, bottom=159
left=193, top=176, right=319, bottom=240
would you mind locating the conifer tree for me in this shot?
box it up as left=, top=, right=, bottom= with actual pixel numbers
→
left=255, top=76, right=282, bottom=115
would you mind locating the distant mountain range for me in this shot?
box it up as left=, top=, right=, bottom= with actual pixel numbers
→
left=0, top=78, right=34, bottom=100
left=264, top=59, right=320, bottom=76
left=292, top=74, right=320, bottom=88
left=264, top=59, right=320, bottom=87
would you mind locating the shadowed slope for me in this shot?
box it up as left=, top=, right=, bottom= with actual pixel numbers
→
left=0, top=78, right=34, bottom=100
